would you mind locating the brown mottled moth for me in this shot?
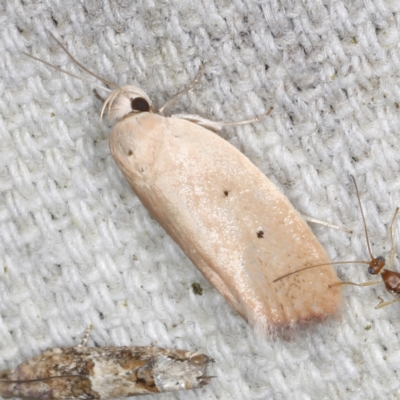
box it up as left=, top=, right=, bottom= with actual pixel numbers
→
left=0, top=328, right=212, bottom=399
left=24, top=33, right=342, bottom=335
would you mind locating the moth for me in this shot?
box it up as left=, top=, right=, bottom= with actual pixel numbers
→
left=0, top=328, right=212, bottom=399
left=24, top=33, right=342, bottom=335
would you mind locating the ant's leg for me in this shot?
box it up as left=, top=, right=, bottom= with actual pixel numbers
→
left=329, top=280, right=382, bottom=288
left=331, top=281, right=399, bottom=309
left=375, top=297, right=400, bottom=309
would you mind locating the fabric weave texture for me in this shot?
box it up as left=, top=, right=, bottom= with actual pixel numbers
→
left=1, top=1, right=400, bottom=399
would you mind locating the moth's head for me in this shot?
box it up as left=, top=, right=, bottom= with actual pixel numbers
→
left=102, top=86, right=155, bottom=121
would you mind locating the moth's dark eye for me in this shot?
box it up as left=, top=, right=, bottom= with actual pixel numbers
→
left=131, top=97, right=150, bottom=112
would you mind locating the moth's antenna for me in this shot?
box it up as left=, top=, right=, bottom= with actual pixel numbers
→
left=23, top=32, right=121, bottom=93
left=22, top=52, right=112, bottom=93
left=47, top=32, right=118, bottom=89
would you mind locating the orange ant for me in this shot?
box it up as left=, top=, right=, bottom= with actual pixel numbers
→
left=274, top=176, right=400, bottom=309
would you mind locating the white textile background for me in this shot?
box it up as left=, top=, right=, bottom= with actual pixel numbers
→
left=1, top=1, right=400, bottom=399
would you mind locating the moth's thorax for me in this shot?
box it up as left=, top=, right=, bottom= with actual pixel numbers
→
left=104, top=86, right=154, bottom=121
left=109, top=113, right=166, bottom=185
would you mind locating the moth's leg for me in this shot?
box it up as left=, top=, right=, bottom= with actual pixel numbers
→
left=78, top=325, right=93, bottom=347
left=159, top=65, right=204, bottom=115
left=302, top=215, right=352, bottom=234
left=173, top=107, right=273, bottom=132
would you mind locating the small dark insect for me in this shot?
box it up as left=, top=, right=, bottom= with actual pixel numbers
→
left=192, top=282, right=203, bottom=295
left=274, top=176, right=400, bottom=309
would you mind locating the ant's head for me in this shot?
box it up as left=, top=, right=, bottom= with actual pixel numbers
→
left=368, top=256, right=385, bottom=275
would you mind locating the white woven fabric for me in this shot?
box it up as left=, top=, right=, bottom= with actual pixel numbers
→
left=1, top=1, right=400, bottom=399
